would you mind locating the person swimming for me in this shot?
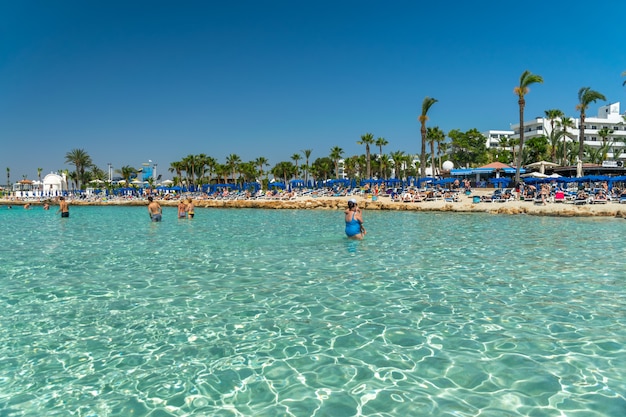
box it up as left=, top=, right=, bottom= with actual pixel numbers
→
left=345, top=198, right=366, bottom=239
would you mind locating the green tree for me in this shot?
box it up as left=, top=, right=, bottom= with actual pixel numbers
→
left=418, top=97, right=438, bottom=177
left=226, top=154, right=242, bottom=184
left=556, top=116, right=576, bottom=165
left=544, top=109, right=563, bottom=134
left=343, top=156, right=359, bottom=180
left=116, top=165, right=136, bottom=186
left=6, top=167, right=9, bottom=189
left=375, top=137, right=388, bottom=159
left=523, top=136, right=549, bottom=164
left=168, top=161, right=184, bottom=185
left=254, top=157, right=269, bottom=182
left=310, top=157, right=333, bottom=182
left=390, top=151, right=405, bottom=179
left=576, top=87, right=606, bottom=170
left=291, top=153, right=302, bottom=178
left=301, top=149, right=312, bottom=185
left=329, top=146, right=344, bottom=179
left=357, top=133, right=374, bottom=179
left=427, top=126, right=445, bottom=176
left=513, top=70, right=543, bottom=184
left=64, top=148, right=93, bottom=190
left=271, top=161, right=296, bottom=186
left=448, top=129, right=488, bottom=168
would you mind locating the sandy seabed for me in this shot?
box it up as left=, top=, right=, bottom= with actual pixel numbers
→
left=4, top=190, right=626, bottom=218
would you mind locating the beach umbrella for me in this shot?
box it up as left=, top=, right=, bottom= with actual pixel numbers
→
left=526, top=160, right=559, bottom=174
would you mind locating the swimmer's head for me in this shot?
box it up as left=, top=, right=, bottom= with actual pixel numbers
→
left=348, top=198, right=357, bottom=208
left=148, top=197, right=153, bottom=202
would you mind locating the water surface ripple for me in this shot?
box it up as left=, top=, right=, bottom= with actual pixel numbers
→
left=0, top=207, right=625, bottom=416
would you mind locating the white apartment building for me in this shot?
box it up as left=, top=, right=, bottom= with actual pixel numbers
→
left=483, top=130, right=514, bottom=149
left=509, top=102, right=626, bottom=161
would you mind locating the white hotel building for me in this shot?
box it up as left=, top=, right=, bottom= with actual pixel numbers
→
left=499, top=102, right=626, bottom=162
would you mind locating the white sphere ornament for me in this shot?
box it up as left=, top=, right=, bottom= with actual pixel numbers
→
left=442, top=161, right=454, bottom=171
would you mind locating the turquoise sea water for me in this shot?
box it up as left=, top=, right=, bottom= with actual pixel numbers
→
left=1, top=205, right=625, bottom=417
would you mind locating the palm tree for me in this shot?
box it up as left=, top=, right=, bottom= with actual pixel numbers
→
left=576, top=87, right=606, bottom=171
left=597, top=127, right=614, bottom=147
left=357, top=133, right=374, bottom=179
left=513, top=70, right=543, bottom=184
left=204, top=156, right=218, bottom=184
left=301, top=149, right=312, bottom=185
left=291, top=153, right=302, bottom=178
left=418, top=97, right=438, bottom=177
left=375, top=137, right=389, bottom=159
left=390, top=151, right=405, bottom=179
left=226, top=154, right=242, bottom=184
left=116, top=165, right=136, bottom=186
left=64, top=148, right=93, bottom=190
left=427, top=127, right=445, bottom=177
left=544, top=109, right=563, bottom=134
left=181, top=154, right=197, bottom=187
left=168, top=161, right=184, bottom=185
left=271, top=161, right=296, bottom=186
left=329, top=146, right=344, bottom=179
left=6, top=167, right=10, bottom=190
left=37, top=167, right=42, bottom=193
left=254, top=156, right=269, bottom=181
left=557, top=116, right=576, bottom=165
left=622, top=70, right=626, bottom=86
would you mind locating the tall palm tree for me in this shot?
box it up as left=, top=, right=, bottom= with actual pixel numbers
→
left=390, top=151, right=405, bottom=179
left=204, top=156, right=218, bottom=184
left=513, top=70, right=543, bottom=184
left=6, top=167, right=10, bottom=189
left=291, top=153, right=302, bottom=178
left=622, top=70, right=626, bottom=86
left=116, top=165, right=136, bottom=186
left=375, top=137, right=388, bottom=159
left=226, top=154, right=242, bottom=184
left=301, top=149, right=312, bottom=185
left=418, top=97, right=438, bottom=177
left=254, top=156, right=269, bottom=181
left=37, top=167, right=42, bottom=193
left=427, top=127, right=445, bottom=177
left=357, top=133, right=374, bottom=179
left=181, top=154, right=198, bottom=187
left=329, top=146, right=344, bottom=179
left=557, top=116, right=576, bottom=165
left=544, top=109, right=563, bottom=134
left=64, top=148, right=93, bottom=190
left=168, top=161, right=184, bottom=185
left=576, top=87, right=606, bottom=171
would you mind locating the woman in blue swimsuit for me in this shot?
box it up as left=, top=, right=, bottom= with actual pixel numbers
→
left=345, top=199, right=366, bottom=239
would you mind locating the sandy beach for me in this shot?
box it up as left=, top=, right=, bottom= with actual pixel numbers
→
left=3, top=189, right=626, bottom=218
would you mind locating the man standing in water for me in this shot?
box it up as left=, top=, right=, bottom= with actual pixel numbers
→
left=147, top=196, right=162, bottom=222
left=57, top=196, right=69, bottom=218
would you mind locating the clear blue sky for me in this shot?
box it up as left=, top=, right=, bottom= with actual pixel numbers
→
left=1, top=0, right=625, bottom=181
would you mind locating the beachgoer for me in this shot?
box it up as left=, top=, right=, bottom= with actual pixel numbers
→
left=186, top=198, right=195, bottom=218
left=147, top=196, right=162, bottom=222
left=43, top=203, right=50, bottom=210
left=57, top=197, right=69, bottom=218
left=177, top=200, right=187, bottom=218
left=345, top=198, right=366, bottom=240
left=24, top=203, right=31, bottom=209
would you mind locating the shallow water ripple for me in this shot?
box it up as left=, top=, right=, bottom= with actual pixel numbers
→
left=0, top=207, right=625, bottom=416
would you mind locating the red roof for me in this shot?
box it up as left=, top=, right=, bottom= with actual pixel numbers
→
left=478, top=162, right=514, bottom=170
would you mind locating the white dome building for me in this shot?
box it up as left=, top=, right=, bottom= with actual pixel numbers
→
left=42, top=172, right=68, bottom=197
